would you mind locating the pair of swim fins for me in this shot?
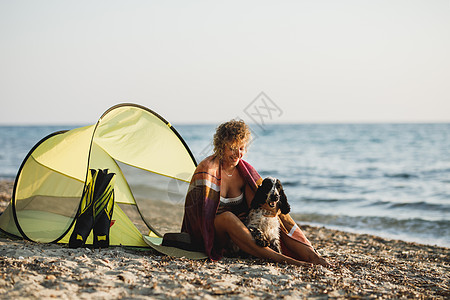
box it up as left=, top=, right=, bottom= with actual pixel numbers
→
left=69, top=169, right=115, bottom=249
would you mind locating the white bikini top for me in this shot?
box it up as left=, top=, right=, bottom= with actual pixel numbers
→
left=219, top=193, right=244, bottom=205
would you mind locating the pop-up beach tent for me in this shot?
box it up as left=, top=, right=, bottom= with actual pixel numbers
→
left=0, top=104, right=204, bottom=256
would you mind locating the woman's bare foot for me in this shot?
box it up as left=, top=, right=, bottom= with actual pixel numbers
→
left=315, top=256, right=330, bottom=267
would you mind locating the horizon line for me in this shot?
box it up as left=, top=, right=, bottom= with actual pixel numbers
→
left=0, top=120, right=449, bottom=127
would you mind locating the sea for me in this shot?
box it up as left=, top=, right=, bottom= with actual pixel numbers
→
left=1, top=123, right=449, bottom=248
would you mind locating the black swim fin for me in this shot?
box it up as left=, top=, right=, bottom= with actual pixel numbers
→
left=69, top=169, right=97, bottom=248
left=92, top=169, right=115, bottom=249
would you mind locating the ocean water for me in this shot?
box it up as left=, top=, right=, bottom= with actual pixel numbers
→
left=1, top=124, right=449, bottom=247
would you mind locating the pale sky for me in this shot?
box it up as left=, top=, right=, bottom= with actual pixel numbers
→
left=1, top=0, right=449, bottom=125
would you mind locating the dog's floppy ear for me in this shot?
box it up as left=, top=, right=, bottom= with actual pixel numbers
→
left=277, top=179, right=290, bottom=214
left=251, top=182, right=266, bottom=209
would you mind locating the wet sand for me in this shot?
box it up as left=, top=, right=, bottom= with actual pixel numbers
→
left=0, top=180, right=448, bottom=299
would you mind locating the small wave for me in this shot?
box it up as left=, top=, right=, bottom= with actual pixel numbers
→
left=370, top=138, right=382, bottom=143
left=384, top=173, right=418, bottom=179
left=310, top=184, right=346, bottom=190
left=259, top=170, right=281, bottom=177
left=300, top=197, right=362, bottom=203
left=367, top=200, right=449, bottom=212
left=390, top=201, right=450, bottom=212
left=280, top=180, right=300, bottom=187
left=361, top=157, right=379, bottom=163
left=366, top=167, right=378, bottom=171
left=367, top=200, right=392, bottom=207
left=422, top=167, right=450, bottom=175
left=0, top=174, right=15, bottom=181
left=329, top=174, right=349, bottom=179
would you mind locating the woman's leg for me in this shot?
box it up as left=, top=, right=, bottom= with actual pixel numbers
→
left=280, top=231, right=329, bottom=267
left=214, top=212, right=311, bottom=267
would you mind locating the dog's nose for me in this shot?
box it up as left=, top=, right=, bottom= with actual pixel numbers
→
left=269, top=193, right=279, bottom=202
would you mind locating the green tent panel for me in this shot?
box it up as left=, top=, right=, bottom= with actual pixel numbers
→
left=0, top=104, right=197, bottom=247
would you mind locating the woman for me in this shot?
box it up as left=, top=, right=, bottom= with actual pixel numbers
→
left=181, top=120, right=328, bottom=267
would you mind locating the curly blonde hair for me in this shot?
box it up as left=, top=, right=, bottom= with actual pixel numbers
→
left=213, top=119, right=251, bottom=161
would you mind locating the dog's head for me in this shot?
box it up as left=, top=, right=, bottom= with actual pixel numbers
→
left=251, top=177, right=290, bottom=215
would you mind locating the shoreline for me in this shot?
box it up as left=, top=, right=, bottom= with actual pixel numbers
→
left=1, top=179, right=449, bottom=298
left=297, top=220, right=449, bottom=249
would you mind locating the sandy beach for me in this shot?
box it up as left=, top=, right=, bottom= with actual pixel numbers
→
left=0, top=179, right=448, bottom=299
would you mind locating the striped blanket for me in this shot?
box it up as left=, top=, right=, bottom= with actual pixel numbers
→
left=181, top=155, right=314, bottom=261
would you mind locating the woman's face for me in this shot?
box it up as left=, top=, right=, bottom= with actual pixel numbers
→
left=223, top=141, right=247, bottom=166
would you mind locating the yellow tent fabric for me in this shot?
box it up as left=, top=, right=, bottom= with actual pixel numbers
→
left=0, top=104, right=196, bottom=247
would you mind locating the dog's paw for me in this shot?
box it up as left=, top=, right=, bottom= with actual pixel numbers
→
left=249, top=227, right=269, bottom=248
left=269, top=239, right=281, bottom=253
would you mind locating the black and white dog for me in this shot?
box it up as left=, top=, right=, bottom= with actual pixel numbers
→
left=246, top=177, right=290, bottom=253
